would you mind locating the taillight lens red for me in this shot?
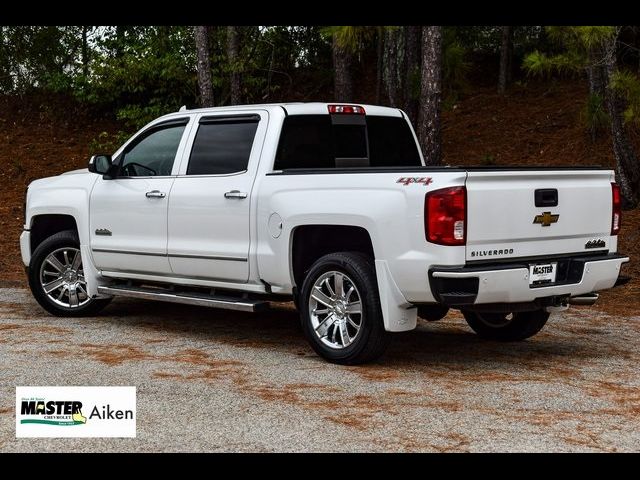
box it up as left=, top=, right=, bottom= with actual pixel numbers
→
left=327, top=104, right=366, bottom=115
left=425, top=186, right=467, bottom=246
left=611, top=182, right=622, bottom=235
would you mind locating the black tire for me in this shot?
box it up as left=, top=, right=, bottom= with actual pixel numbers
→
left=462, top=309, right=550, bottom=341
left=28, top=230, right=111, bottom=317
left=299, top=252, right=391, bottom=365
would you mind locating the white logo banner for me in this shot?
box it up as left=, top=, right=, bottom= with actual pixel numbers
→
left=16, top=386, right=136, bottom=438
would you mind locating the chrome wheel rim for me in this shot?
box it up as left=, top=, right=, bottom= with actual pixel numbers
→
left=39, top=247, right=90, bottom=308
left=476, top=312, right=514, bottom=328
left=309, top=271, right=363, bottom=349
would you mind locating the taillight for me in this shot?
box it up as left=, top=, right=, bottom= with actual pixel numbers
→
left=611, top=182, right=622, bottom=235
left=327, top=104, right=366, bottom=115
left=425, top=186, right=466, bottom=246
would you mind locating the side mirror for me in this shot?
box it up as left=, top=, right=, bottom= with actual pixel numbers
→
left=88, top=154, right=113, bottom=175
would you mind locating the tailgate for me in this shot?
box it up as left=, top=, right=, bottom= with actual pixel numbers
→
left=465, top=170, right=614, bottom=261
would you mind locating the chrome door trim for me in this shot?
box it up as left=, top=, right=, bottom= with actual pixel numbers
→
left=92, top=248, right=247, bottom=262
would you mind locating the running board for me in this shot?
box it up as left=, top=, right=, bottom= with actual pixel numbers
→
left=97, top=285, right=269, bottom=312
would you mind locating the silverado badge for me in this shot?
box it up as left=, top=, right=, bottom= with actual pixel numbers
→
left=533, top=211, right=559, bottom=227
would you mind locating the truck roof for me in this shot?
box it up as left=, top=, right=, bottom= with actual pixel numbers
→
left=165, top=102, right=404, bottom=118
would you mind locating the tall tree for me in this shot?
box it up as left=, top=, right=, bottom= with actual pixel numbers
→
left=194, top=25, right=214, bottom=107
left=404, top=26, right=421, bottom=125
left=383, top=27, right=404, bottom=107
left=418, top=26, right=443, bottom=165
left=81, top=26, right=90, bottom=78
left=375, top=28, right=384, bottom=104
left=227, top=26, right=241, bottom=105
left=523, top=26, right=640, bottom=205
left=498, top=26, right=513, bottom=94
left=332, top=33, right=353, bottom=101
left=604, top=31, right=640, bottom=207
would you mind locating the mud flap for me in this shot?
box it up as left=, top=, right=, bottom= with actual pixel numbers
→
left=374, top=260, right=417, bottom=332
left=80, top=244, right=111, bottom=298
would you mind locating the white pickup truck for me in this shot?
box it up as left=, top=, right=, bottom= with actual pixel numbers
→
left=20, top=103, right=629, bottom=364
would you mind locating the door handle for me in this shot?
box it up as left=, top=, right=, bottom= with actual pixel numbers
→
left=145, top=190, right=166, bottom=198
left=224, top=190, right=248, bottom=199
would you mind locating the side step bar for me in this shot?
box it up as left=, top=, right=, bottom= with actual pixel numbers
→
left=97, top=285, right=269, bottom=312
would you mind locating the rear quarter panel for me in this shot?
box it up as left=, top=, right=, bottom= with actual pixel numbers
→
left=255, top=171, right=467, bottom=302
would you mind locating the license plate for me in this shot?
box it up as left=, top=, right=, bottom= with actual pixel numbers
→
left=529, top=262, right=557, bottom=285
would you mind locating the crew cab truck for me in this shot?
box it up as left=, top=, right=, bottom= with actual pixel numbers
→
left=20, top=103, right=630, bottom=364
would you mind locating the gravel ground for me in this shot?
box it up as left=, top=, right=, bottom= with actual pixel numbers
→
left=0, top=287, right=639, bottom=452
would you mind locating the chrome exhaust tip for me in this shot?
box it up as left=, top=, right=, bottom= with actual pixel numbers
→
left=567, top=293, right=599, bottom=306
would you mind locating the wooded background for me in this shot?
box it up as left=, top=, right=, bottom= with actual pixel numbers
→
left=2, top=25, right=640, bottom=206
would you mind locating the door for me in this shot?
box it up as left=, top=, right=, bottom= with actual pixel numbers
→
left=167, top=113, right=266, bottom=282
left=90, top=119, right=190, bottom=275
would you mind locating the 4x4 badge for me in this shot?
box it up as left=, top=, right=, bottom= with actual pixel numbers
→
left=533, top=212, right=559, bottom=227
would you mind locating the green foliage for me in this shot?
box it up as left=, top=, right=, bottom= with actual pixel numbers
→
left=480, top=153, right=496, bottom=165
left=443, top=37, right=470, bottom=93
left=77, top=26, right=196, bottom=130
left=522, top=26, right=617, bottom=78
left=454, top=26, right=545, bottom=56
left=522, top=50, right=582, bottom=77
left=581, top=93, right=609, bottom=137
left=88, top=131, right=132, bottom=155
left=546, top=26, right=616, bottom=50
left=610, top=69, right=640, bottom=127
left=320, top=26, right=377, bottom=53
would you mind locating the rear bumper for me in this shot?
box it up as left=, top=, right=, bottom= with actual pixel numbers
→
left=429, top=253, right=629, bottom=306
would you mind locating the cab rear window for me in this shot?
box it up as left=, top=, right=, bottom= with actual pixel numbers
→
left=274, top=115, right=422, bottom=170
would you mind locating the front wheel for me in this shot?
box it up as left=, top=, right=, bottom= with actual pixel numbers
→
left=299, top=252, right=391, bottom=365
left=462, top=309, right=550, bottom=341
left=28, top=230, right=111, bottom=317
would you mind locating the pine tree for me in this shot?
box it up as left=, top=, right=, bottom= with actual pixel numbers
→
left=227, top=26, right=241, bottom=105
left=498, top=26, right=513, bottom=94
left=194, top=26, right=214, bottom=108
left=418, top=26, right=443, bottom=165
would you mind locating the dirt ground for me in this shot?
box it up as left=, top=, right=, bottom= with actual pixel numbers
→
left=1, top=289, right=639, bottom=452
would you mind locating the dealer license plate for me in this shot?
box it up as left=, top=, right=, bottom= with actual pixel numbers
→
left=529, top=263, right=557, bottom=286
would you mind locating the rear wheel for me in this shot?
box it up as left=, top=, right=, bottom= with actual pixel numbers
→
left=462, top=309, right=549, bottom=341
left=299, top=252, right=390, bottom=365
left=28, top=230, right=111, bottom=317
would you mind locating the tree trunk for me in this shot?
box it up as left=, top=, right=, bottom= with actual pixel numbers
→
left=586, top=45, right=608, bottom=142
left=0, top=26, right=10, bottom=91
left=404, top=26, right=421, bottom=125
left=498, top=26, right=513, bottom=95
left=604, top=35, right=640, bottom=207
left=383, top=28, right=404, bottom=107
left=418, top=26, right=443, bottom=165
left=375, top=29, right=383, bottom=104
left=194, top=26, right=215, bottom=108
left=81, top=26, right=89, bottom=77
left=227, top=26, right=241, bottom=105
left=587, top=47, right=607, bottom=98
left=332, top=34, right=353, bottom=102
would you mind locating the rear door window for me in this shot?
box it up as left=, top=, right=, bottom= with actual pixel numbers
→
left=187, top=116, right=259, bottom=175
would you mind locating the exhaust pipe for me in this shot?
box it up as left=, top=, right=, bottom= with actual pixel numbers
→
left=567, top=293, right=599, bottom=306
